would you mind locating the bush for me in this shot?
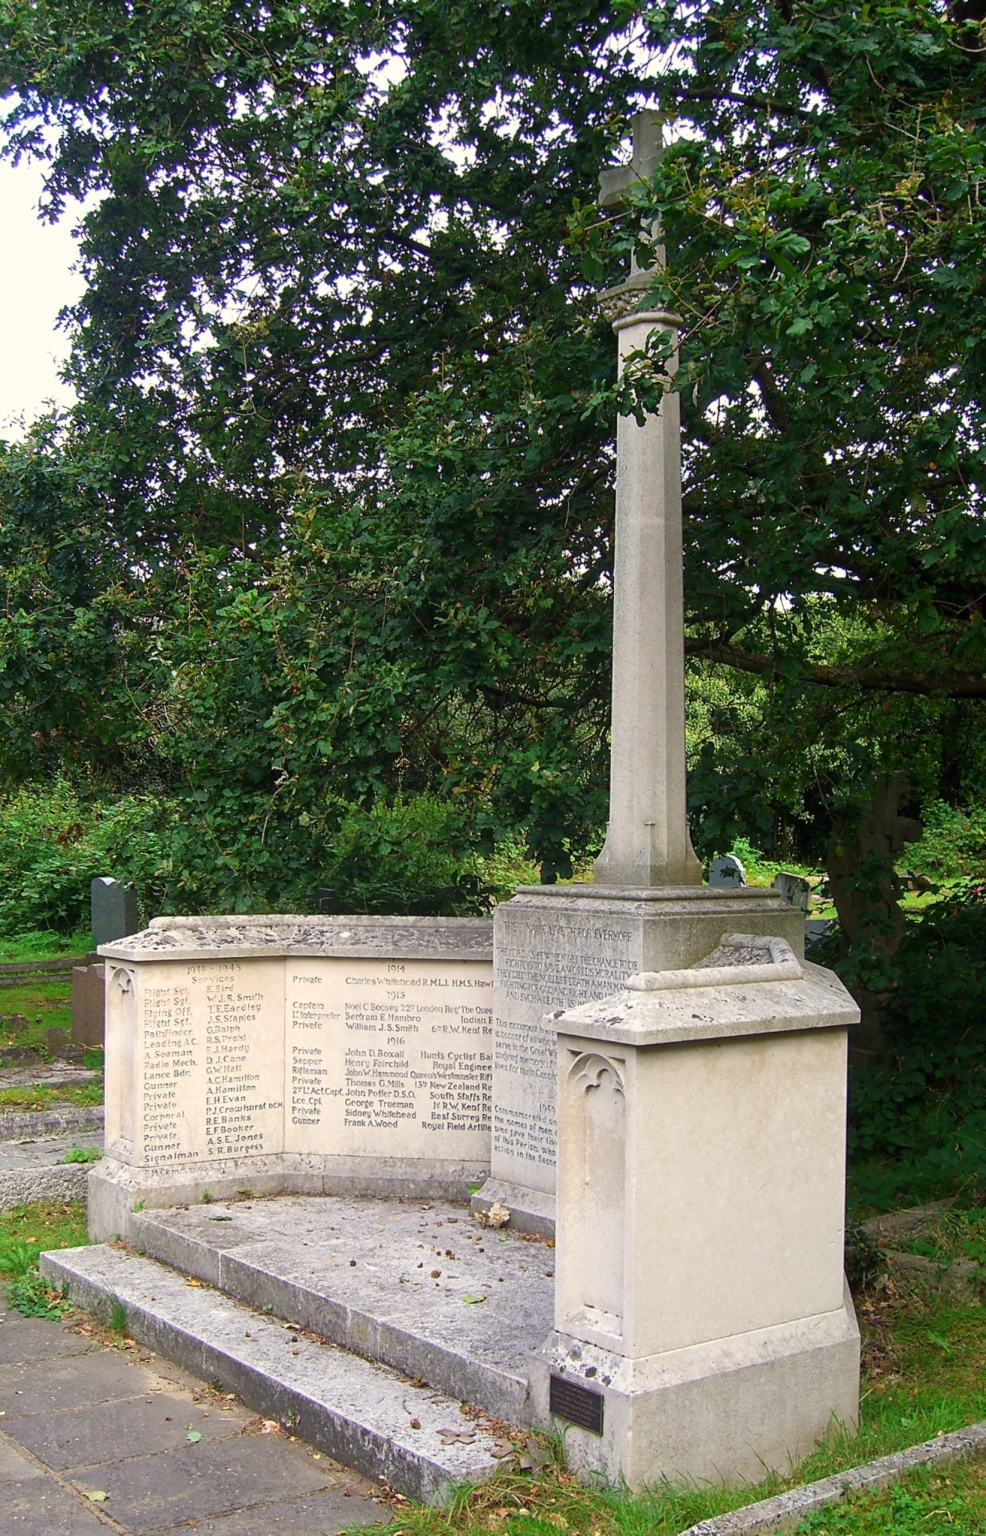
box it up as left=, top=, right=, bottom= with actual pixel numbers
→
left=903, top=800, right=986, bottom=885
left=848, top=885, right=986, bottom=1210
left=0, top=781, right=172, bottom=937
left=323, top=795, right=496, bottom=915
left=0, top=780, right=502, bottom=936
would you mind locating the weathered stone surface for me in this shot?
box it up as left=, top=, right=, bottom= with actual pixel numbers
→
left=709, top=854, right=746, bottom=887
left=90, top=877, right=138, bottom=948
left=0, top=1107, right=103, bottom=1142
left=129, top=1193, right=554, bottom=1425
left=478, top=884, right=805, bottom=1232
left=41, top=1242, right=510, bottom=1503
left=884, top=1250, right=982, bottom=1304
left=93, top=916, right=493, bottom=1239
left=533, top=941, right=859, bottom=1490
left=860, top=1199, right=954, bottom=1247
left=71, top=964, right=105, bottom=1050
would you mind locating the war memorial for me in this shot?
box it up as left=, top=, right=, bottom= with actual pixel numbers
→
left=45, top=116, right=860, bottom=1500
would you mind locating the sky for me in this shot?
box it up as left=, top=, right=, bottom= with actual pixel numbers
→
left=0, top=156, right=84, bottom=438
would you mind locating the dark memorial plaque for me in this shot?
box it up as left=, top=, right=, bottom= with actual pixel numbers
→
left=549, top=1374, right=604, bottom=1435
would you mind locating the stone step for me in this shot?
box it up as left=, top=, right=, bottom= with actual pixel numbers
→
left=0, top=1125, right=103, bottom=1209
left=41, top=1242, right=509, bottom=1504
left=129, top=1194, right=553, bottom=1425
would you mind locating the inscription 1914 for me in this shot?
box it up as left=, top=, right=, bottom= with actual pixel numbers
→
left=285, top=959, right=493, bottom=1155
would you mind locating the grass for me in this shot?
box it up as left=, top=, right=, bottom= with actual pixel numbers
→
left=0, top=1077, right=104, bottom=1109
left=0, top=1200, right=88, bottom=1279
left=0, top=1200, right=983, bottom=1527
left=0, top=973, right=74, bottom=1047
left=0, top=967, right=104, bottom=1108
left=0, top=1200, right=89, bottom=1321
left=364, top=1282, right=986, bottom=1536
left=794, top=1452, right=986, bottom=1532
left=0, top=929, right=92, bottom=963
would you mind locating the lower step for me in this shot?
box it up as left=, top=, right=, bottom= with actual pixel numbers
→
left=41, top=1244, right=509, bottom=1504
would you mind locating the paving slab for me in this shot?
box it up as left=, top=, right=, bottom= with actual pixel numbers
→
left=1, top=1472, right=109, bottom=1534
left=187, top=1487, right=384, bottom=1536
left=67, top=1435, right=342, bottom=1534
left=132, top=1193, right=554, bottom=1422
left=43, top=1240, right=512, bottom=1502
left=11, top=1389, right=242, bottom=1469
left=0, top=1304, right=382, bottom=1535
left=0, top=1313, right=97, bottom=1365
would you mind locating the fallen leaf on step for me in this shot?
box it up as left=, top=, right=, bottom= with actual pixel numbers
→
left=85, top=1491, right=109, bottom=1503
left=186, top=1430, right=202, bottom=1444
left=462, top=1294, right=486, bottom=1304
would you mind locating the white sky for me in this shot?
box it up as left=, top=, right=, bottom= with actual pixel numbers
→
left=0, top=157, right=83, bottom=438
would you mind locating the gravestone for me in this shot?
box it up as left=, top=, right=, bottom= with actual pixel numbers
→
left=709, top=853, right=746, bottom=888
left=474, top=114, right=802, bottom=1236
left=90, top=913, right=493, bottom=1240
left=774, top=870, right=811, bottom=911
left=91, top=878, right=138, bottom=947
left=72, top=964, right=106, bottom=1049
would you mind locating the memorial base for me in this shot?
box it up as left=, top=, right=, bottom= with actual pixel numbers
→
left=530, top=1287, right=860, bottom=1490
left=477, top=884, right=804, bottom=1235
left=88, top=1154, right=490, bottom=1243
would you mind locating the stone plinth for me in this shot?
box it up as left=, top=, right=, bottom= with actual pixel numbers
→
left=529, top=935, right=860, bottom=1490
left=92, top=915, right=492, bottom=1240
left=472, top=884, right=804, bottom=1235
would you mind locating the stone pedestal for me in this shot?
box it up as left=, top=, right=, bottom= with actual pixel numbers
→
left=91, top=914, right=492, bottom=1241
left=472, top=884, right=804, bottom=1235
left=529, top=935, right=860, bottom=1490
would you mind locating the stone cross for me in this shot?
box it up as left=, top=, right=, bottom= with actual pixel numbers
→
left=592, top=112, right=702, bottom=888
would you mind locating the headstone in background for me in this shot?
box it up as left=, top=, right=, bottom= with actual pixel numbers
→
left=91, top=878, right=138, bottom=948
left=774, top=870, right=811, bottom=911
left=311, top=887, right=338, bottom=914
left=709, top=853, right=746, bottom=888
left=805, top=917, right=835, bottom=946
left=72, top=963, right=106, bottom=1049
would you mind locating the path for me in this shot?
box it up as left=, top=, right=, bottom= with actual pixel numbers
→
left=0, top=1304, right=384, bottom=1534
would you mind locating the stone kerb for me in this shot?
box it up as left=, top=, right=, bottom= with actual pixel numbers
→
left=92, top=914, right=493, bottom=1241
left=530, top=934, right=861, bottom=1491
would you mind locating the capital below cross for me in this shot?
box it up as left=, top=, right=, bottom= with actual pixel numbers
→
left=592, top=113, right=702, bottom=889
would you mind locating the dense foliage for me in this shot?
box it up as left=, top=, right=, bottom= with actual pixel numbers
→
left=847, top=886, right=986, bottom=1208
left=0, top=0, right=983, bottom=892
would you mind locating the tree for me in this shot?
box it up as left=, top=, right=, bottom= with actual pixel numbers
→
left=0, top=0, right=984, bottom=890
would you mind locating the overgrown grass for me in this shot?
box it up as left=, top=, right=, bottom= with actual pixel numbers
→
left=363, top=1284, right=986, bottom=1536
left=795, top=1451, right=986, bottom=1532
left=0, top=1197, right=985, bottom=1529
left=0, top=1200, right=88, bottom=1318
left=0, top=1078, right=104, bottom=1109
left=0, top=929, right=92, bottom=962
left=0, top=973, right=74, bottom=1048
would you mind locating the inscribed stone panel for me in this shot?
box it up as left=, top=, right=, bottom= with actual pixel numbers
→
left=135, top=958, right=285, bottom=1171
left=284, top=958, right=493, bottom=1159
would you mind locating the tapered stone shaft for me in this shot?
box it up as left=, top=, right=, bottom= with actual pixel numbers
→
left=592, top=308, right=702, bottom=887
